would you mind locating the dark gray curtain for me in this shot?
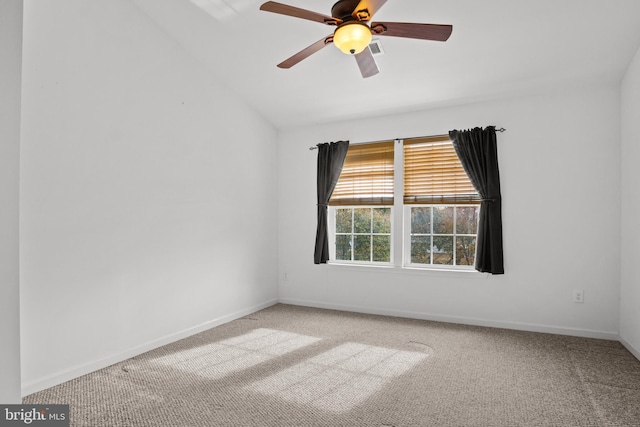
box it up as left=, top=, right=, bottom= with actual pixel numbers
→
left=449, top=127, right=504, bottom=274
left=314, top=141, right=349, bottom=264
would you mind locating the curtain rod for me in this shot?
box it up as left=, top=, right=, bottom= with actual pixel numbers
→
left=308, top=127, right=506, bottom=150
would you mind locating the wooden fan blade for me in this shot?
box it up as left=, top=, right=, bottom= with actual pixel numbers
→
left=260, top=1, right=341, bottom=26
left=354, top=48, right=379, bottom=78
left=371, top=22, right=452, bottom=41
left=277, top=36, right=333, bottom=69
left=351, top=0, right=388, bottom=21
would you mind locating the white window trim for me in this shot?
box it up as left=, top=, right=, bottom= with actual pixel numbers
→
left=392, top=138, right=404, bottom=268
left=324, top=261, right=488, bottom=279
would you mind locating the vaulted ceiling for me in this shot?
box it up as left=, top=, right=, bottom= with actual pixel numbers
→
left=133, top=0, right=640, bottom=130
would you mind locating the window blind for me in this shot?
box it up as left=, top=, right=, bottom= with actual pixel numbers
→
left=404, top=135, right=480, bottom=204
left=329, top=140, right=394, bottom=206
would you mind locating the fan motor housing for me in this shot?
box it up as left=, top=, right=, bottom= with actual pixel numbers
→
left=331, top=0, right=364, bottom=20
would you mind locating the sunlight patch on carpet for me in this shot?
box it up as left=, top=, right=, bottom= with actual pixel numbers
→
left=247, top=342, right=428, bottom=412
left=151, top=328, right=320, bottom=379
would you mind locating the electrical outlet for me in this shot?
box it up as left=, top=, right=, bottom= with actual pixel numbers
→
left=573, top=290, right=584, bottom=303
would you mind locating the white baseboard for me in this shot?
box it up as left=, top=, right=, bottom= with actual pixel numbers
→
left=620, top=336, right=640, bottom=361
left=21, top=299, right=278, bottom=397
left=279, top=298, right=620, bottom=341
left=23, top=297, right=629, bottom=397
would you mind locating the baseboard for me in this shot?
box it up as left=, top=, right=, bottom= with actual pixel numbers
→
left=21, top=298, right=278, bottom=397
left=620, top=336, right=640, bottom=361
left=279, top=298, right=620, bottom=341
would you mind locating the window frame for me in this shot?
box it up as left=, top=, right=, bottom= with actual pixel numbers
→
left=403, top=204, right=480, bottom=270
left=328, top=205, right=394, bottom=266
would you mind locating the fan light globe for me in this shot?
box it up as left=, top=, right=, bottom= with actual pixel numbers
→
left=333, top=22, right=372, bottom=55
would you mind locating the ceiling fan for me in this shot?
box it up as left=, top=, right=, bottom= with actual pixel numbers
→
left=259, top=0, right=452, bottom=78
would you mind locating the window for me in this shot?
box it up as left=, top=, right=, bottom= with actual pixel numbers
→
left=406, top=205, right=479, bottom=267
left=329, top=141, right=394, bottom=264
left=403, top=136, right=481, bottom=269
left=329, top=136, right=480, bottom=270
left=334, top=207, right=392, bottom=263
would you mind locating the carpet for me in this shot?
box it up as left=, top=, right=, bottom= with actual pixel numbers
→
left=24, top=304, right=640, bottom=426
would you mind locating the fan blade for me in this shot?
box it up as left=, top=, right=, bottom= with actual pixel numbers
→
left=277, top=36, right=333, bottom=69
left=351, top=0, right=387, bottom=21
left=354, top=48, right=379, bottom=78
left=371, top=22, right=452, bottom=41
left=260, top=1, right=341, bottom=26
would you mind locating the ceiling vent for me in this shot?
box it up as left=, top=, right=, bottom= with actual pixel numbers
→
left=368, top=39, right=385, bottom=55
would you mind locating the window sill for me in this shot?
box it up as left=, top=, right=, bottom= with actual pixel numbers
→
left=325, top=262, right=489, bottom=279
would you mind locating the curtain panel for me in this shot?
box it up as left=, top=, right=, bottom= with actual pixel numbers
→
left=448, top=127, right=504, bottom=274
left=314, top=141, right=349, bottom=264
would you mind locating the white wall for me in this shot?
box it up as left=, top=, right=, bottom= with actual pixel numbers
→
left=0, top=0, right=23, bottom=404
left=621, top=45, right=640, bottom=358
left=278, top=85, right=621, bottom=338
left=19, top=0, right=278, bottom=394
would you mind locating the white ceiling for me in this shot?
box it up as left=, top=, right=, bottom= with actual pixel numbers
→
left=132, top=0, right=640, bottom=130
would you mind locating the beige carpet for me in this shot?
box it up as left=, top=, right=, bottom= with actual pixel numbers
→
left=24, top=304, right=640, bottom=426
